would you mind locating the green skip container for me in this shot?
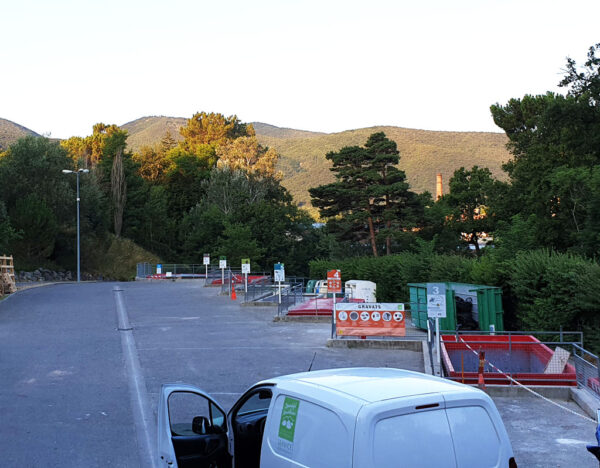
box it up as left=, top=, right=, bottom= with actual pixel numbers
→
left=408, top=282, right=504, bottom=332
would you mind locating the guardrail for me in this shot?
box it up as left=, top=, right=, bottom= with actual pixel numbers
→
left=439, top=330, right=599, bottom=393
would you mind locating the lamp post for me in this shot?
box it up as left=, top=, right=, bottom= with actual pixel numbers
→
left=62, top=168, right=89, bottom=282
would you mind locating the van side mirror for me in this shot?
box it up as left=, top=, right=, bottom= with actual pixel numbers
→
left=192, top=416, right=210, bottom=434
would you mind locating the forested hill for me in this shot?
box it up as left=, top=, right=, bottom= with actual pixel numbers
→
left=0, top=118, right=40, bottom=150
left=119, top=116, right=511, bottom=207
left=258, top=125, right=510, bottom=207
left=121, top=116, right=186, bottom=151
left=0, top=115, right=512, bottom=207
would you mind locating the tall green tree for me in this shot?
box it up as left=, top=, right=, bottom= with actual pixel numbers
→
left=442, top=166, right=497, bottom=255
left=490, top=43, right=600, bottom=252
left=309, top=132, right=418, bottom=256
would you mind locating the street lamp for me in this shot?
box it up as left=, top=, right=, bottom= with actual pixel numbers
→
left=62, top=168, right=89, bottom=282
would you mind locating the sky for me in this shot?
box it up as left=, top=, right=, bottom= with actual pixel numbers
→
left=1, top=0, right=599, bottom=139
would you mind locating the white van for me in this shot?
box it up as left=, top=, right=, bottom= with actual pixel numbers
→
left=158, top=367, right=516, bottom=468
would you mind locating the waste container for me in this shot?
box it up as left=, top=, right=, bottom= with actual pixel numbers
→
left=345, top=280, right=376, bottom=302
left=306, top=279, right=317, bottom=294
left=408, top=282, right=504, bottom=332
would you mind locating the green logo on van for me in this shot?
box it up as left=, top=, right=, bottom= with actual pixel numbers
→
left=278, top=397, right=300, bottom=442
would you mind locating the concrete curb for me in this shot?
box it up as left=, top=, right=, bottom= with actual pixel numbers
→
left=480, top=385, right=572, bottom=400
left=422, top=340, right=433, bottom=375
left=326, top=339, right=423, bottom=352
left=1, top=281, right=98, bottom=304
left=570, top=387, right=600, bottom=420
left=273, top=316, right=330, bottom=323
left=242, top=301, right=278, bottom=308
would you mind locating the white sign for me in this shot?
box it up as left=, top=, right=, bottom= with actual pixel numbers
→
left=203, top=254, right=210, bottom=266
left=242, top=262, right=250, bottom=274
left=427, top=283, right=447, bottom=318
left=219, top=259, right=227, bottom=269
left=274, top=263, right=285, bottom=283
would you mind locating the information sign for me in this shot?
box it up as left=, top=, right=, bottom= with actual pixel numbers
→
left=426, top=283, right=447, bottom=318
left=274, top=263, right=285, bottom=283
left=203, top=254, right=210, bottom=266
left=335, top=303, right=406, bottom=337
left=219, top=256, right=227, bottom=269
left=327, top=269, right=342, bottom=294
left=241, top=258, right=251, bottom=274
left=156, top=264, right=162, bottom=274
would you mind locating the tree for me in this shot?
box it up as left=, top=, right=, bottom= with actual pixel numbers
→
left=0, top=201, right=18, bottom=254
left=216, top=136, right=279, bottom=177
left=133, top=144, right=173, bottom=183
left=10, top=194, right=58, bottom=261
left=0, top=136, right=74, bottom=224
left=442, top=166, right=497, bottom=255
left=214, top=222, right=266, bottom=269
left=178, top=112, right=252, bottom=166
left=309, top=132, right=417, bottom=256
left=490, top=44, right=600, bottom=252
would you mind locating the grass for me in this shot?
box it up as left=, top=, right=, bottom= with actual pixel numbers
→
left=87, top=235, right=161, bottom=281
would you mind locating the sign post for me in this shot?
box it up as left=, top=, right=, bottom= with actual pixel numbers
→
left=427, top=283, right=447, bottom=376
left=203, top=254, right=210, bottom=283
left=241, top=258, right=250, bottom=293
left=327, top=270, right=342, bottom=337
left=274, top=263, right=285, bottom=304
left=219, top=256, right=227, bottom=288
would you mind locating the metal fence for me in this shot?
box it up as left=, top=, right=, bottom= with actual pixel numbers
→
left=572, top=344, right=600, bottom=400
left=438, top=330, right=600, bottom=393
left=136, top=263, right=207, bottom=278
left=276, top=282, right=306, bottom=315
left=243, top=276, right=275, bottom=302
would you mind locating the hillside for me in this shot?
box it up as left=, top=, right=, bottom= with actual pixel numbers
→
left=121, top=116, right=186, bottom=152
left=0, top=115, right=512, bottom=211
left=251, top=122, right=325, bottom=140
left=258, top=126, right=510, bottom=208
left=0, top=118, right=40, bottom=150
left=119, top=117, right=511, bottom=208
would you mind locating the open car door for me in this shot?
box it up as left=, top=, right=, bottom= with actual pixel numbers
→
left=158, top=383, right=231, bottom=468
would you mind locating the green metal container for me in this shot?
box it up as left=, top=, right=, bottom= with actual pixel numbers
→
left=408, top=282, right=504, bottom=332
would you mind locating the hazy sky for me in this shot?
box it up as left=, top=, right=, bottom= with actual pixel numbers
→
left=2, top=0, right=599, bottom=139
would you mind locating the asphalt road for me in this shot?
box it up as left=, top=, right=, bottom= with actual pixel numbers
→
left=0, top=280, right=598, bottom=467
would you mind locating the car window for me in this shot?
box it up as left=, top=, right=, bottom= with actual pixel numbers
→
left=446, top=406, right=501, bottom=467
left=168, top=391, right=226, bottom=436
left=237, top=391, right=272, bottom=416
left=373, top=409, right=457, bottom=468
left=268, top=394, right=351, bottom=467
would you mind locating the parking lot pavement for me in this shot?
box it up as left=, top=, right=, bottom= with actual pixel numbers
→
left=122, top=280, right=424, bottom=410
left=493, top=395, right=598, bottom=467
left=2, top=279, right=598, bottom=467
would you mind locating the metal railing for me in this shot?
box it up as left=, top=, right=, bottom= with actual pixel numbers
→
left=136, top=263, right=207, bottom=278
left=277, top=282, right=305, bottom=315
left=243, top=276, right=275, bottom=302
left=572, top=344, right=600, bottom=400
left=438, top=330, right=600, bottom=391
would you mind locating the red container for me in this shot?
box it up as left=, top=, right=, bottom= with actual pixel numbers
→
left=441, top=334, right=577, bottom=386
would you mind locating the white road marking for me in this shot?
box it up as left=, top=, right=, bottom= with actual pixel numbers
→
left=556, top=438, right=588, bottom=445
left=114, top=287, right=157, bottom=468
left=137, top=346, right=322, bottom=351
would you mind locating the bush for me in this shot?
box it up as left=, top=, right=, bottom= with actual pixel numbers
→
left=310, top=252, right=475, bottom=302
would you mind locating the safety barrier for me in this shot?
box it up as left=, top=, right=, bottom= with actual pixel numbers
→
left=439, top=330, right=599, bottom=394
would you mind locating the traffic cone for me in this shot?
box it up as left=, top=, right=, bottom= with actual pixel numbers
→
left=478, top=372, right=486, bottom=390
left=231, top=283, right=237, bottom=300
